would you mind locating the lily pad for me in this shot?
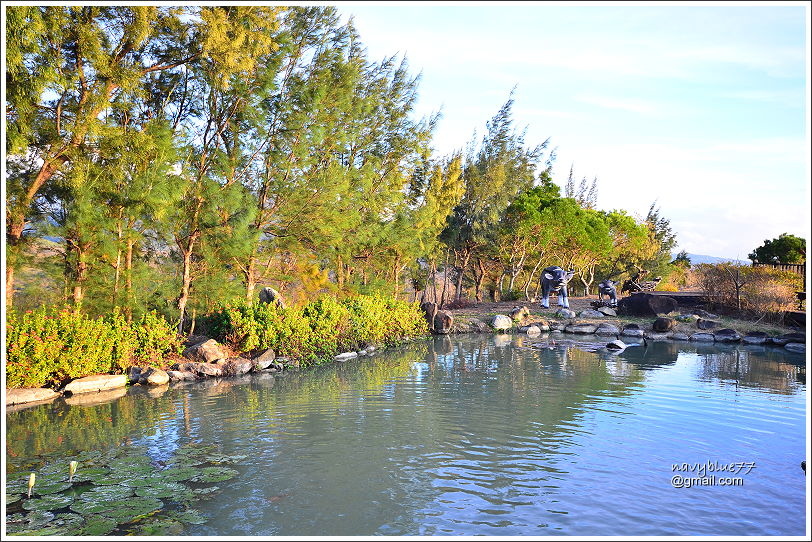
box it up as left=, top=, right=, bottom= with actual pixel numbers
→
left=191, top=486, right=221, bottom=499
left=81, top=515, right=119, bottom=536
left=169, top=508, right=208, bottom=525
left=6, top=491, right=22, bottom=505
left=189, top=466, right=238, bottom=483
left=100, top=496, right=163, bottom=523
left=79, top=484, right=134, bottom=502
left=71, top=499, right=115, bottom=516
left=134, top=480, right=187, bottom=499
left=71, top=466, right=111, bottom=483
left=22, top=493, right=74, bottom=512
left=135, top=517, right=185, bottom=535
left=34, top=480, right=74, bottom=495
left=5, top=510, right=55, bottom=534
left=158, top=466, right=199, bottom=482
left=206, top=453, right=249, bottom=464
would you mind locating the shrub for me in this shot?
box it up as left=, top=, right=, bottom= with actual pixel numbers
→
left=210, top=294, right=428, bottom=368
left=6, top=307, right=183, bottom=389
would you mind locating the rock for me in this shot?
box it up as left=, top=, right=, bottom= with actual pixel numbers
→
left=645, top=332, right=670, bottom=341
left=365, top=345, right=377, bottom=354
left=785, top=343, right=805, bottom=354
left=692, top=309, right=719, bottom=319
left=127, top=366, right=143, bottom=384
left=509, top=306, right=531, bottom=323
left=252, top=348, right=276, bottom=370
left=597, top=306, right=617, bottom=317
left=713, top=329, right=741, bottom=343
left=258, top=286, right=285, bottom=308
left=63, top=374, right=128, bottom=395
left=741, top=331, right=768, bottom=345
left=173, top=361, right=222, bottom=377
left=696, top=319, right=718, bottom=330
left=548, top=321, right=566, bottom=331
left=770, top=332, right=806, bottom=346
left=525, top=325, right=542, bottom=337
left=554, top=308, right=576, bottom=319
left=334, top=352, right=358, bottom=362
left=652, top=317, right=676, bottom=332
left=577, top=309, right=605, bottom=319
left=595, top=323, right=620, bottom=336
left=139, top=367, right=170, bottom=386
left=491, top=315, right=513, bottom=332
left=167, top=370, right=198, bottom=382
left=216, top=357, right=253, bottom=376
left=183, top=339, right=227, bottom=363
left=565, top=323, right=598, bottom=334
left=668, top=332, right=690, bottom=341
left=6, top=387, right=61, bottom=406
left=620, top=324, right=644, bottom=338
left=689, top=333, right=716, bottom=342
left=606, top=339, right=626, bottom=350
left=617, top=293, right=677, bottom=317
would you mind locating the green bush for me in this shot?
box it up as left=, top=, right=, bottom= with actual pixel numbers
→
left=211, top=294, right=428, bottom=368
left=5, top=307, right=182, bottom=389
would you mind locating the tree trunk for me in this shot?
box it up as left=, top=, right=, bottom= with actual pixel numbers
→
left=440, top=250, right=451, bottom=308
left=5, top=266, right=15, bottom=311
left=244, top=255, right=257, bottom=304
left=112, top=214, right=123, bottom=308
left=124, top=239, right=134, bottom=322
left=454, top=249, right=471, bottom=301
left=474, top=258, right=486, bottom=302
left=523, top=257, right=544, bottom=301
left=176, top=231, right=199, bottom=334
left=71, top=242, right=89, bottom=308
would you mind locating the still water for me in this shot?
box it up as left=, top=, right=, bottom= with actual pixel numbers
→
left=5, top=334, right=808, bottom=536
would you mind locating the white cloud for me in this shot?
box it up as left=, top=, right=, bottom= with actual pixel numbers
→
left=574, top=94, right=662, bottom=115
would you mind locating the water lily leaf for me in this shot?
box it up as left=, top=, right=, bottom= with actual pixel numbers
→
left=82, top=515, right=119, bottom=536
left=6, top=491, right=22, bottom=505
left=79, top=484, right=134, bottom=502
left=4, top=510, right=55, bottom=533
left=206, top=453, right=249, bottom=464
left=189, top=466, right=238, bottom=483
left=71, top=499, right=114, bottom=516
left=158, top=466, right=199, bottom=482
left=100, top=496, right=163, bottom=523
left=71, top=466, right=111, bottom=483
left=34, top=480, right=73, bottom=495
left=191, top=486, right=221, bottom=499
left=22, top=493, right=74, bottom=512
left=135, top=516, right=185, bottom=535
left=169, top=508, right=208, bottom=525
left=134, top=480, right=187, bottom=498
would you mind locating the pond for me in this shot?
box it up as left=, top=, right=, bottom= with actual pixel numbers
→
left=5, top=334, right=807, bottom=536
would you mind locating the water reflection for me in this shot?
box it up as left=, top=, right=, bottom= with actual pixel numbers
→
left=5, top=335, right=806, bottom=536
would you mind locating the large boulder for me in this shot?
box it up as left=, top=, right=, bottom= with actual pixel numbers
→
left=215, top=357, right=253, bottom=376
left=167, top=370, right=198, bottom=382
left=617, top=293, right=677, bottom=317
left=620, top=323, right=644, bottom=338
left=258, top=286, right=285, bottom=309
left=509, top=306, right=531, bottom=323
left=63, top=374, right=128, bottom=395
left=172, top=361, right=222, bottom=377
left=689, top=332, right=715, bottom=342
left=6, top=388, right=61, bottom=406
left=742, top=332, right=769, bottom=345
left=139, top=367, right=170, bottom=386
left=771, top=332, right=806, bottom=346
left=595, top=323, right=620, bottom=336
left=252, top=348, right=276, bottom=370
left=334, top=351, right=358, bottom=362
left=183, top=339, right=226, bottom=363
left=668, top=332, right=690, bottom=341
left=597, top=306, right=617, bottom=317
left=696, top=319, right=718, bottom=330
left=491, top=315, right=513, bottom=332
left=713, top=329, right=741, bottom=343
left=525, top=325, right=542, bottom=337
left=785, top=343, right=805, bottom=354
left=554, top=308, right=576, bottom=319
left=652, top=317, right=676, bottom=332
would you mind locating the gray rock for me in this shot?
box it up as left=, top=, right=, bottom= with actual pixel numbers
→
left=578, top=309, right=605, bottom=319
left=597, top=306, right=617, bottom=317
left=713, top=329, right=742, bottom=343
left=606, top=339, right=626, bottom=350
left=621, top=324, right=644, bottom=338
left=689, top=333, right=716, bottom=342
left=645, top=332, right=670, bottom=341
left=216, top=357, right=253, bottom=376
left=653, top=317, right=676, bottom=332
left=554, top=308, right=576, bottom=319
left=183, top=339, right=226, bottom=363
left=175, top=361, right=222, bottom=377
left=742, top=332, right=769, bottom=345
left=595, top=323, right=620, bottom=336
left=565, top=323, right=598, bottom=334
left=252, top=348, right=276, bottom=370
left=785, top=342, right=805, bottom=354
left=696, top=319, right=718, bottom=330
left=259, top=286, right=285, bottom=308
left=668, top=332, right=690, bottom=341
left=549, top=322, right=566, bottom=331
left=525, top=325, right=542, bottom=337
left=127, top=366, right=143, bottom=384
left=692, top=309, right=719, bottom=319
left=166, top=370, right=198, bottom=382
left=63, top=374, right=128, bottom=395
left=675, top=314, right=698, bottom=323
left=139, top=367, right=170, bottom=386
left=491, top=315, right=513, bottom=332
left=770, top=333, right=806, bottom=346
left=5, top=387, right=61, bottom=406
left=334, top=352, right=358, bottom=362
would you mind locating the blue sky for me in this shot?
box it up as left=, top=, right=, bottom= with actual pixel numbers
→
left=340, top=2, right=809, bottom=260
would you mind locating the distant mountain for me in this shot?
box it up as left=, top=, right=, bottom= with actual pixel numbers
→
left=674, top=253, right=751, bottom=266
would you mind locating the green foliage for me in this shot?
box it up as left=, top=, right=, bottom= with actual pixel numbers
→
left=5, top=307, right=181, bottom=388
left=748, top=233, right=806, bottom=264
left=209, top=294, right=428, bottom=368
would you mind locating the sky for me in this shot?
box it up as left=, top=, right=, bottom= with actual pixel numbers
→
left=337, top=1, right=810, bottom=260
